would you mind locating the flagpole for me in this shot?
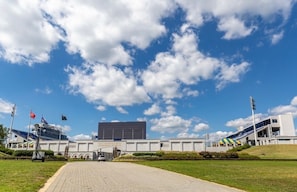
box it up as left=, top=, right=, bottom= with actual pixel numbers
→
left=8, top=104, right=16, bottom=148
left=27, top=117, right=32, bottom=150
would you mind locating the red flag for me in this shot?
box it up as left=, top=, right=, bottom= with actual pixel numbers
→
left=30, top=111, right=36, bottom=119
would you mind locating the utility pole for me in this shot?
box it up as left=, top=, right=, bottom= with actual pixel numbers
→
left=250, top=96, right=257, bottom=146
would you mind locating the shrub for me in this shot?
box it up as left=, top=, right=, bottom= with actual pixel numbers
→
left=161, top=151, right=203, bottom=160
left=199, top=151, right=239, bottom=159
left=0, top=147, right=14, bottom=155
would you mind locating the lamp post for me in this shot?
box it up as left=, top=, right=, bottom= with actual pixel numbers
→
left=250, top=96, right=258, bottom=146
left=57, top=127, right=61, bottom=155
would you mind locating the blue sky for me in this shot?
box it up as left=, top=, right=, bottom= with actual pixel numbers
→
left=1, top=0, right=297, bottom=141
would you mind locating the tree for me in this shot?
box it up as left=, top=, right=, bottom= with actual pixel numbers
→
left=0, top=124, right=8, bottom=146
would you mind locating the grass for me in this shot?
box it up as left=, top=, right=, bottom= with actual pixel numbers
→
left=137, top=160, right=297, bottom=192
left=238, top=144, right=297, bottom=159
left=0, top=160, right=65, bottom=192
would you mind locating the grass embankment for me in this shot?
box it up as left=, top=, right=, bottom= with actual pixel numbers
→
left=0, top=160, right=65, bottom=192
left=138, top=160, right=297, bottom=192
left=238, top=144, right=297, bottom=159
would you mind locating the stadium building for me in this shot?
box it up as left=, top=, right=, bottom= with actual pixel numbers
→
left=221, top=114, right=297, bottom=146
left=5, top=116, right=297, bottom=160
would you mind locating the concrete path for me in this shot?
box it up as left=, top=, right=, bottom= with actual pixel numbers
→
left=39, top=162, right=244, bottom=192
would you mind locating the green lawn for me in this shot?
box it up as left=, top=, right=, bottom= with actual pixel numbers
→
left=137, top=160, right=297, bottom=192
left=0, top=160, right=65, bottom=192
left=1, top=159, right=297, bottom=192
left=239, top=144, right=297, bottom=159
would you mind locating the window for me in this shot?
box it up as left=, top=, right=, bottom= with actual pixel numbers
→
left=272, top=119, right=278, bottom=123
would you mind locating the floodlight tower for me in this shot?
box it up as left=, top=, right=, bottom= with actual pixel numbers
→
left=250, top=96, right=257, bottom=146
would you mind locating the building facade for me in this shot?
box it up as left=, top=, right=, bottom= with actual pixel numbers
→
left=98, top=121, right=146, bottom=140
left=227, top=114, right=296, bottom=146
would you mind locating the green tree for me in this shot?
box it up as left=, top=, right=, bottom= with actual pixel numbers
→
left=0, top=124, right=8, bottom=146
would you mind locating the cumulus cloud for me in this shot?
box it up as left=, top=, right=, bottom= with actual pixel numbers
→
left=0, top=99, right=15, bottom=115
left=226, top=113, right=267, bottom=130
left=271, top=31, right=284, bottom=44
left=150, top=115, right=191, bottom=134
left=208, top=131, right=234, bottom=142
left=193, top=123, right=210, bottom=132
left=70, top=134, right=92, bottom=141
left=142, top=30, right=250, bottom=99
left=268, top=96, right=297, bottom=117
left=41, top=0, right=175, bottom=65
left=215, top=62, right=250, bottom=90
left=291, top=96, right=297, bottom=106
left=177, top=0, right=294, bottom=39
left=0, top=1, right=61, bottom=65
left=66, top=63, right=150, bottom=107
left=177, top=132, right=199, bottom=138
left=144, top=103, right=161, bottom=116
left=217, top=16, right=256, bottom=39
left=116, top=106, right=128, bottom=114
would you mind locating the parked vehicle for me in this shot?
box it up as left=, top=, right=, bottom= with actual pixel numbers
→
left=98, top=154, right=106, bottom=161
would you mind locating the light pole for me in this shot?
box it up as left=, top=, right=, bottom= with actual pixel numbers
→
left=57, top=127, right=61, bottom=155
left=7, top=104, right=16, bottom=148
left=250, top=96, right=258, bottom=146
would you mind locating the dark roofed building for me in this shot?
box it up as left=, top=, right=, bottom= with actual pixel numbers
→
left=98, top=121, right=146, bottom=140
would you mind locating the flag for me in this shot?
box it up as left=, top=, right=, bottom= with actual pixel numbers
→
left=11, top=104, right=16, bottom=117
left=62, top=115, right=67, bottom=121
left=41, top=116, right=48, bottom=124
left=30, top=111, right=36, bottom=119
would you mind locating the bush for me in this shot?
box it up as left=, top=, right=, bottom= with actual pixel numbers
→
left=0, top=146, right=14, bottom=155
left=133, top=152, right=158, bottom=157
left=161, top=151, right=203, bottom=160
left=13, top=150, right=54, bottom=157
left=199, top=151, right=239, bottom=159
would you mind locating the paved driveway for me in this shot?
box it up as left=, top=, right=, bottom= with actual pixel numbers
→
left=40, top=162, right=244, bottom=192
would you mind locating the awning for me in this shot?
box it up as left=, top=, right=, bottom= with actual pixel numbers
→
left=219, top=138, right=241, bottom=145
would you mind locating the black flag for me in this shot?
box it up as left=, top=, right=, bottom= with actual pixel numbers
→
left=62, top=115, right=67, bottom=121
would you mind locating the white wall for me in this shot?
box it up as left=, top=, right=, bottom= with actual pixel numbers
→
left=279, top=114, right=296, bottom=136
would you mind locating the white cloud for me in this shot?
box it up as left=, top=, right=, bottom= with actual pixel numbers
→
left=177, top=132, right=199, bottom=138
left=177, top=0, right=294, bottom=39
left=66, top=63, right=150, bottom=107
left=217, top=16, right=256, bottom=39
left=35, top=86, right=53, bottom=94
left=268, top=96, right=297, bottom=117
left=271, top=31, right=284, bottom=45
left=0, top=1, right=61, bottom=65
left=116, top=106, right=128, bottom=114
left=150, top=115, right=191, bottom=134
left=70, top=134, right=92, bottom=141
left=215, top=62, right=250, bottom=90
left=96, top=105, right=106, bottom=111
left=161, top=105, right=176, bottom=117
left=226, top=113, right=267, bottom=130
left=291, top=96, right=297, bottom=106
left=208, top=131, right=234, bottom=142
left=41, top=0, right=175, bottom=65
left=0, top=99, right=15, bottom=115
left=193, top=123, right=210, bottom=132
left=144, top=103, right=161, bottom=116
left=269, top=105, right=297, bottom=117
left=142, top=30, right=250, bottom=99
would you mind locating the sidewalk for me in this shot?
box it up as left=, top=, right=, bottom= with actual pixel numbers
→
left=40, top=162, right=245, bottom=192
